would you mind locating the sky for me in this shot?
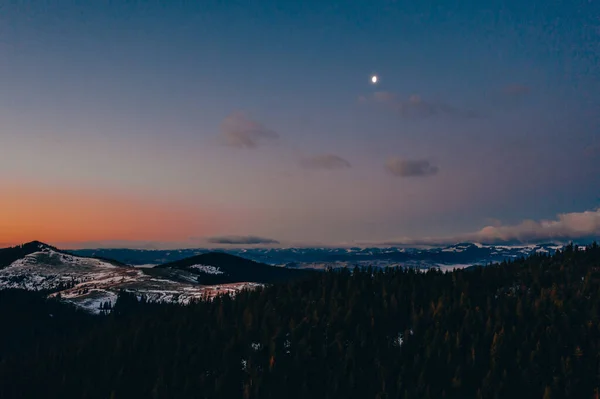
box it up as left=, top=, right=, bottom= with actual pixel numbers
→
left=1, top=0, right=599, bottom=249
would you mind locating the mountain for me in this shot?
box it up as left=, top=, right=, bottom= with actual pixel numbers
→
left=71, top=242, right=567, bottom=270
left=151, top=252, right=313, bottom=285
left=0, top=241, right=130, bottom=291
left=0, top=241, right=59, bottom=269
left=0, top=242, right=309, bottom=313
left=0, top=241, right=156, bottom=311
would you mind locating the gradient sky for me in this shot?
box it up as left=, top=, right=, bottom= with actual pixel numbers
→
left=1, top=0, right=599, bottom=248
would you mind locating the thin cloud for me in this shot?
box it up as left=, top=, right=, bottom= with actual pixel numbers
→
left=385, top=158, right=439, bottom=177
left=300, top=154, right=352, bottom=170
left=219, top=112, right=279, bottom=148
left=207, top=235, right=280, bottom=245
left=361, top=91, right=478, bottom=118
left=378, top=208, right=600, bottom=246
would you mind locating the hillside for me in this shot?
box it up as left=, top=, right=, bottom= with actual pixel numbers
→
left=0, top=242, right=310, bottom=312
left=0, top=243, right=599, bottom=398
left=0, top=241, right=59, bottom=269
left=152, top=251, right=313, bottom=285
left=0, top=242, right=257, bottom=312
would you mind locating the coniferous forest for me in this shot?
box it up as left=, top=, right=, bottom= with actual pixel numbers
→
left=1, top=244, right=600, bottom=399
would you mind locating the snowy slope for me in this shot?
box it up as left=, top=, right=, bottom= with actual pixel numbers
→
left=0, top=246, right=121, bottom=291
left=0, top=244, right=262, bottom=314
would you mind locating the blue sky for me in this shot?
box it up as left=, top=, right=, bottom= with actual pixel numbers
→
left=1, top=0, right=599, bottom=248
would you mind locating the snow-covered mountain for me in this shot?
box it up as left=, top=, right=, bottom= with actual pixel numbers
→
left=72, top=242, right=567, bottom=270
left=0, top=242, right=263, bottom=313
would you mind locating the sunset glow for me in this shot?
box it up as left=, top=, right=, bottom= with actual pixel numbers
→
left=0, top=184, right=227, bottom=248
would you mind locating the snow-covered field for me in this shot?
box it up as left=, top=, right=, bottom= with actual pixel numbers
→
left=0, top=247, right=262, bottom=314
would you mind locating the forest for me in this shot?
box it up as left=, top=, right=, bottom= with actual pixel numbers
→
left=1, top=243, right=599, bottom=399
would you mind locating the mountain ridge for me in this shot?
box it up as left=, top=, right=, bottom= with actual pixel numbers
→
left=152, top=251, right=313, bottom=285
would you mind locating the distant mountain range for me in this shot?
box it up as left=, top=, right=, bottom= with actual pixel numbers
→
left=0, top=241, right=577, bottom=313
left=0, top=242, right=310, bottom=313
left=71, top=242, right=567, bottom=270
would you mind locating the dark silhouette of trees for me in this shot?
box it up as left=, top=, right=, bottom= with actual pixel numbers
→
left=0, top=243, right=600, bottom=398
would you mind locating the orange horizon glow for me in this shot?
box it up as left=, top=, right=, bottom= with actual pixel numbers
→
left=0, top=183, right=231, bottom=248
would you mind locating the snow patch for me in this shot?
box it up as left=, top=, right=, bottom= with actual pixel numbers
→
left=441, top=247, right=464, bottom=252
left=393, top=333, right=404, bottom=347
left=189, top=265, right=224, bottom=275
left=251, top=342, right=262, bottom=351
